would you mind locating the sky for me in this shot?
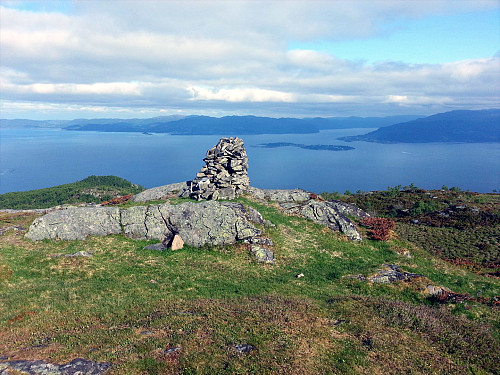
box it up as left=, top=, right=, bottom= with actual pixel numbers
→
left=0, top=0, right=499, bottom=120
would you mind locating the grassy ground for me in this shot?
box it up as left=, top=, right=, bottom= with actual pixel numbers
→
left=0, top=195, right=499, bottom=374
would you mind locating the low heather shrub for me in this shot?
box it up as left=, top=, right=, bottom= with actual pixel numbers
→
left=361, top=217, right=395, bottom=241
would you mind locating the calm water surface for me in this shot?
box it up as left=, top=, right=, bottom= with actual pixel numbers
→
left=1, top=128, right=499, bottom=194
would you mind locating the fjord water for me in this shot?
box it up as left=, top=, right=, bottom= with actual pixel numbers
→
left=1, top=128, right=499, bottom=194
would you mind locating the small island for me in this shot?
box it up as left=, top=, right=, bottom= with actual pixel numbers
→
left=256, top=142, right=355, bottom=151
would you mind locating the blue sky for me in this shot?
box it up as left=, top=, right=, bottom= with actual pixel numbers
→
left=0, top=0, right=499, bottom=119
left=289, top=9, right=499, bottom=64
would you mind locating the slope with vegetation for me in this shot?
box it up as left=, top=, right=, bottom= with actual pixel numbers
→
left=0, top=179, right=498, bottom=374
left=325, top=185, right=500, bottom=270
left=0, top=175, right=144, bottom=210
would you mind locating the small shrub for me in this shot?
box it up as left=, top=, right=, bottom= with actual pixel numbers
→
left=385, top=185, right=402, bottom=197
left=410, top=200, right=441, bottom=215
left=361, top=217, right=395, bottom=241
left=101, top=194, right=133, bottom=206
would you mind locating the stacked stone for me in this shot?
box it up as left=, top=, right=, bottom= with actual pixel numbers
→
left=190, top=137, right=250, bottom=200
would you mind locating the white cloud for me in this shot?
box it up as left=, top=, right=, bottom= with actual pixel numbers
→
left=2, top=82, right=142, bottom=95
left=0, top=1, right=498, bottom=118
left=188, top=87, right=296, bottom=103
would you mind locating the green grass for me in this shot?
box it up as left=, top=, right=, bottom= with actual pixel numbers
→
left=0, top=194, right=499, bottom=374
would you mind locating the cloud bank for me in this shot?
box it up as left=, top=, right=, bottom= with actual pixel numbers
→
left=0, top=0, right=498, bottom=119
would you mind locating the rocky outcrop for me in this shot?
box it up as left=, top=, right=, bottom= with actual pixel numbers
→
left=121, top=201, right=262, bottom=247
left=328, top=200, right=370, bottom=219
left=279, top=200, right=365, bottom=241
left=250, top=245, right=274, bottom=264
left=26, top=201, right=262, bottom=248
left=131, top=181, right=189, bottom=202
left=245, top=187, right=312, bottom=202
left=25, top=207, right=122, bottom=241
left=0, top=358, right=112, bottom=375
left=186, top=137, right=250, bottom=200
left=367, top=264, right=424, bottom=283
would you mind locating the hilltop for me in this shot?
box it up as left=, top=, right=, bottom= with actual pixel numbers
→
left=0, top=175, right=144, bottom=210
left=0, top=176, right=499, bottom=374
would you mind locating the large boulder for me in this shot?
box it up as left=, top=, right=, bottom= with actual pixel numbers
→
left=25, top=207, right=121, bottom=241
left=245, top=187, right=312, bottom=202
left=131, top=181, right=189, bottom=202
left=121, top=201, right=262, bottom=247
left=26, top=201, right=262, bottom=248
left=130, top=183, right=367, bottom=241
left=279, top=200, right=365, bottom=241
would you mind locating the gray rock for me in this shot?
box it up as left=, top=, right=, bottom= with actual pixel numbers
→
left=0, top=225, right=25, bottom=235
left=280, top=199, right=363, bottom=241
left=246, top=187, right=311, bottom=202
left=163, top=347, right=182, bottom=355
left=27, top=201, right=262, bottom=249
left=250, top=245, right=274, bottom=263
left=345, top=274, right=367, bottom=281
left=131, top=181, right=189, bottom=202
left=65, top=251, right=93, bottom=257
left=25, top=207, right=121, bottom=241
left=368, top=264, right=424, bottom=283
left=144, top=243, right=167, bottom=251
left=327, top=200, right=370, bottom=219
left=122, top=201, right=262, bottom=247
left=0, top=358, right=112, bottom=375
left=246, top=206, right=265, bottom=224
left=233, top=344, right=255, bottom=354
left=263, top=219, right=275, bottom=227
left=246, top=237, right=274, bottom=247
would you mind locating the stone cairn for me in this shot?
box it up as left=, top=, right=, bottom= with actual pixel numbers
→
left=189, top=137, right=250, bottom=200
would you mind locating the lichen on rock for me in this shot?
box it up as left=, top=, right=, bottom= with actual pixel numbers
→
left=279, top=199, right=365, bottom=241
left=26, top=201, right=263, bottom=249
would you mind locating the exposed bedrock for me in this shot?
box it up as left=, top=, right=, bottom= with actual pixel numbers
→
left=279, top=200, right=367, bottom=241
left=26, top=201, right=262, bottom=247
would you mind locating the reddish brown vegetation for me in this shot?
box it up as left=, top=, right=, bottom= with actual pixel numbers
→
left=101, top=194, right=133, bottom=206
left=309, top=193, right=324, bottom=201
left=361, top=217, right=395, bottom=241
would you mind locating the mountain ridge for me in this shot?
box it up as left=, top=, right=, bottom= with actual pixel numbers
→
left=339, top=109, right=500, bottom=143
left=0, top=114, right=422, bottom=134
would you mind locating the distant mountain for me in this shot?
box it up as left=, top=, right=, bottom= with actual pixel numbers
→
left=61, top=114, right=422, bottom=135
left=0, top=119, right=68, bottom=128
left=304, top=115, right=422, bottom=129
left=0, top=115, right=186, bottom=129
left=64, top=115, right=318, bottom=134
left=339, top=109, right=500, bottom=143
left=150, top=115, right=319, bottom=135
